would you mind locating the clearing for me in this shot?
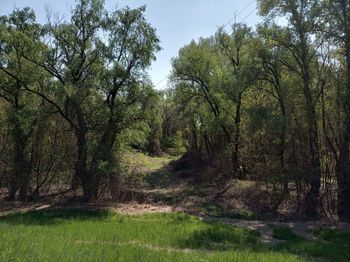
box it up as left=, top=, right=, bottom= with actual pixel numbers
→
left=1, top=152, right=350, bottom=261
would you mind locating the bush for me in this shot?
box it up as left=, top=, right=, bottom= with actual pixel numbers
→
left=162, top=131, right=187, bottom=156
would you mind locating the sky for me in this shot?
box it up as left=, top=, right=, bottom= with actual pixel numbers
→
left=1, top=0, right=261, bottom=89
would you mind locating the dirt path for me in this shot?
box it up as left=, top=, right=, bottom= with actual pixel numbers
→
left=1, top=156, right=350, bottom=245
left=201, top=216, right=350, bottom=244
left=141, top=164, right=350, bottom=244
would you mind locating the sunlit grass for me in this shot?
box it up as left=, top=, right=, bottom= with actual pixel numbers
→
left=1, top=209, right=349, bottom=261
left=121, top=150, right=176, bottom=174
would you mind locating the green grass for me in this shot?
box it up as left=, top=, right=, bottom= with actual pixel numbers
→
left=314, top=228, right=350, bottom=246
left=269, top=224, right=350, bottom=261
left=1, top=209, right=349, bottom=261
left=122, top=151, right=176, bottom=174
left=270, top=225, right=304, bottom=241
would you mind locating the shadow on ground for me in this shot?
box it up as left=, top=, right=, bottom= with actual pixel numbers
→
left=0, top=208, right=111, bottom=226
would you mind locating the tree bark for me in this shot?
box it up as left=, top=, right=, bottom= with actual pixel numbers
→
left=291, top=28, right=322, bottom=218
left=232, top=94, right=242, bottom=177
left=279, top=97, right=288, bottom=194
left=89, top=118, right=118, bottom=201
left=302, top=62, right=322, bottom=218
left=72, top=101, right=91, bottom=201
left=74, top=126, right=90, bottom=200
left=6, top=111, right=31, bottom=201
left=336, top=47, right=350, bottom=222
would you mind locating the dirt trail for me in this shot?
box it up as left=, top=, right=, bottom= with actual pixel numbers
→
left=141, top=164, right=350, bottom=244
left=202, top=216, right=350, bottom=244
left=1, top=157, right=350, bottom=245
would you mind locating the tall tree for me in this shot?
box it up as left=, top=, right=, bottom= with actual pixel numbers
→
left=22, top=0, right=106, bottom=200
left=258, top=0, right=322, bottom=218
left=322, top=0, right=350, bottom=221
left=0, top=8, right=41, bottom=200
left=257, top=24, right=290, bottom=193
left=172, top=38, right=231, bottom=143
left=216, top=23, right=259, bottom=176
left=19, top=2, right=160, bottom=200
left=88, top=6, right=160, bottom=199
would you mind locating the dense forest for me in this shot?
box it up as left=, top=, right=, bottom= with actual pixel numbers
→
left=0, top=0, right=350, bottom=225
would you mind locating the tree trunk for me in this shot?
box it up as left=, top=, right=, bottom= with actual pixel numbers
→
left=191, top=120, right=198, bottom=151
left=232, top=94, right=242, bottom=177
left=6, top=178, right=18, bottom=201
left=292, top=30, right=322, bottom=218
left=89, top=119, right=118, bottom=200
left=203, top=133, right=212, bottom=156
left=336, top=48, right=350, bottom=222
left=72, top=103, right=91, bottom=201
left=70, top=172, right=81, bottom=191
left=74, top=127, right=93, bottom=201
left=303, top=66, right=322, bottom=218
left=278, top=96, right=288, bottom=195
left=6, top=111, right=31, bottom=201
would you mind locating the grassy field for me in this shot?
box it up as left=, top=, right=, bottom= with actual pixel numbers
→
left=1, top=209, right=349, bottom=261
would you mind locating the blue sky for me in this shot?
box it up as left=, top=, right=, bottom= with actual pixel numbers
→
left=1, top=0, right=261, bottom=89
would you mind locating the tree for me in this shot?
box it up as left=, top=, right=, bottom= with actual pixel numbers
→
left=88, top=6, right=160, bottom=199
left=216, top=23, right=260, bottom=176
left=172, top=38, right=232, bottom=156
left=257, top=24, right=290, bottom=193
left=0, top=8, right=42, bottom=200
left=0, top=1, right=160, bottom=201
left=322, top=0, right=350, bottom=222
left=145, top=90, right=164, bottom=157
left=258, top=0, right=322, bottom=218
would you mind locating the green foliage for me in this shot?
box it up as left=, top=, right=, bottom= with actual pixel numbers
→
left=0, top=1, right=161, bottom=199
left=162, top=130, right=186, bottom=156
left=117, top=122, right=151, bottom=150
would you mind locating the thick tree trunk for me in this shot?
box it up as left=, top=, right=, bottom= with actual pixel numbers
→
left=74, top=127, right=92, bottom=201
left=148, top=137, right=164, bottom=157
left=292, top=30, right=322, bottom=218
left=6, top=179, right=18, bottom=201
left=70, top=172, right=81, bottom=191
left=71, top=101, right=92, bottom=201
left=6, top=111, right=31, bottom=201
left=89, top=119, right=118, bottom=200
left=191, top=121, right=198, bottom=151
left=303, top=68, right=322, bottom=218
left=336, top=49, right=350, bottom=222
left=81, top=172, right=98, bottom=202
left=337, top=153, right=350, bottom=222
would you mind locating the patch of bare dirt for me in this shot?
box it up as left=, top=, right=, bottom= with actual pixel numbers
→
left=110, top=203, right=182, bottom=215
left=74, top=239, right=208, bottom=254
left=0, top=198, right=182, bottom=216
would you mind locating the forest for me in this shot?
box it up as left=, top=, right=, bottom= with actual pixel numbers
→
left=1, top=0, right=350, bottom=261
